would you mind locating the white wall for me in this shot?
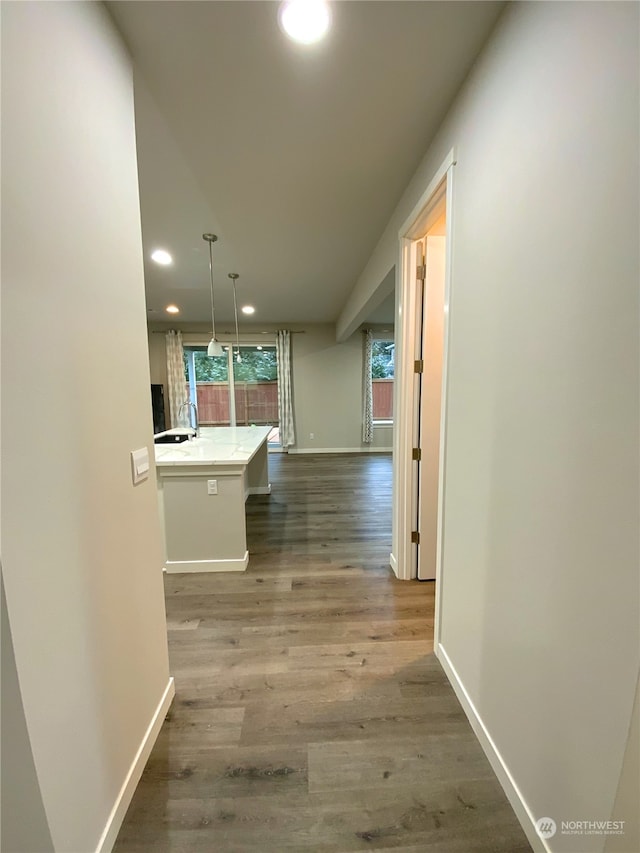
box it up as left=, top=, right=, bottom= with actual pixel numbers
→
left=604, top=671, right=640, bottom=853
left=291, top=324, right=384, bottom=452
left=2, top=3, right=171, bottom=851
left=343, top=2, right=639, bottom=850
left=1, top=575, right=54, bottom=853
left=148, top=322, right=393, bottom=452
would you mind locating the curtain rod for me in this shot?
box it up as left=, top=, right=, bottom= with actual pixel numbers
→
left=151, top=329, right=306, bottom=335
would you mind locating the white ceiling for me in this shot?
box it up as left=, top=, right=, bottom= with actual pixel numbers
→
left=107, top=1, right=504, bottom=327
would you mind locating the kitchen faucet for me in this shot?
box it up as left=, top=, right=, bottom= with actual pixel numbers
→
left=179, top=400, right=199, bottom=438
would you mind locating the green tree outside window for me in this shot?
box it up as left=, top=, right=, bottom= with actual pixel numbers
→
left=371, top=341, right=394, bottom=379
left=184, top=347, right=278, bottom=382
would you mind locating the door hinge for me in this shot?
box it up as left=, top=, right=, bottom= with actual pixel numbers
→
left=416, top=264, right=426, bottom=281
left=411, top=531, right=420, bottom=545
left=414, top=359, right=424, bottom=373
left=412, top=447, right=421, bottom=461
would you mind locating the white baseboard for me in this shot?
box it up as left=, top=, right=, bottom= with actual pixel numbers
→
left=245, top=484, right=271, bottom=500
left=288, top=447, right=393, bottom=454
left=96, top=677, right=175, bottom=853
left=248, top=484, right=271, bottom=495
left=435, top=644, right=547, bottom=853
left=390, top=552, right=398, bottom=576
left=164, top=552, right=249, bottom=573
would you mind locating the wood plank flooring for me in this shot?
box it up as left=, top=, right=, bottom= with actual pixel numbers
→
left=114, top=453, right=531, bottom=853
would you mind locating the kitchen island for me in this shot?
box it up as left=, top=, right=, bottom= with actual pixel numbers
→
left=154, top=425, right=271, bottom=573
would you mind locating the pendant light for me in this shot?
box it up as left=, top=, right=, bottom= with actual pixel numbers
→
left=228, top=273, right=242, bottom=363
left=203, top=233, right=224, bottom=357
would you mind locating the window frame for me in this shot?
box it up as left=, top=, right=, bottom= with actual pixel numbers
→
left=370, top=334, right=395, bottom=425
left=183, top=341, right=281, bottom=446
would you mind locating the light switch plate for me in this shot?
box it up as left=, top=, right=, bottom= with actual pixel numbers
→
left=131, top=447, right=150, bottom=485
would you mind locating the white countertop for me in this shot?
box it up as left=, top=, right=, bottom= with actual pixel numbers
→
left=154, top=425, right=272, bottom=467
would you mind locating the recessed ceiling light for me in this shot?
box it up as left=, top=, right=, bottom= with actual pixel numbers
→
left=165, top=304, right=180, bottom=314
left=256, top=346, right=263, bottom=351
left=279, top=0, right=331, bottom=44
left=151, top=249, right=173, bottom=265
left=242, top=305, right=256, bottom=315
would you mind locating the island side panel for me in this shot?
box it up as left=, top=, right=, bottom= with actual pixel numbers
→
left=245, top=435, right=271, bottom=497
left=161, top=469, right=248, bottom=572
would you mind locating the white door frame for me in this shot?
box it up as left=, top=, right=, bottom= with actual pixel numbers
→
left=391, top=149, right=456, bottom=647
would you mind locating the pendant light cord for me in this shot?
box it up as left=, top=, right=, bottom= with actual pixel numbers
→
left=207, top=238, right=217, bottom=341
left=230, top=275, right=241, bottom=362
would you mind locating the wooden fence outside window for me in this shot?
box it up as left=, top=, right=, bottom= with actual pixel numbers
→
left=188, top=378, right=393, bottom=425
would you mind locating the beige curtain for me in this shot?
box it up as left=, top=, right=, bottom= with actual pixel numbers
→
left=165, top=330, right=186, bottom=428
left=362, top=329, right=373, bottom=443
left=276, top=330, right=296, bottom=448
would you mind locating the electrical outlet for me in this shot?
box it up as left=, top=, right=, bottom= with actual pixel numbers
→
left=309, top=432, right=314, bottom=440
left=207, top=479, right=218, bottom=495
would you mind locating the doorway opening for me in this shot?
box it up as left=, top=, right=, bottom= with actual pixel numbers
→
left=415, top=212, right=447, bottom=582
left=392, top=149, right=455, bottom=646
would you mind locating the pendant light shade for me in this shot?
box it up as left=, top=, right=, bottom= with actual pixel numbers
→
left=203, top=233, right=224, bottom=357
left=207, top=339, right=225, bottom=357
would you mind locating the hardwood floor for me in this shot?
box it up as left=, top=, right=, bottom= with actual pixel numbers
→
left=114, top=453, right=531, bottom=852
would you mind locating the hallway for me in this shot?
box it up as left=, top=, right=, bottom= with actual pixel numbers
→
left=114, top=454, right=531, bottom=852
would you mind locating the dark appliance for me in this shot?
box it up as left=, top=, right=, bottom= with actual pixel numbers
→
left=151, top=384, right=166, bottom=434
left=154, top=433, right=190, bottom=444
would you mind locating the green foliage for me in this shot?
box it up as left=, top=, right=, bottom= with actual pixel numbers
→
left=371, top=340, right=394, bottom=379
left=234, top=348, right=277, bottom=382
left=184, top=347, right=277, bottom=383
left=183, top=350, right=228, bottom=381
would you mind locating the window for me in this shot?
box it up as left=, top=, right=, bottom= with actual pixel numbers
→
left=183, top=345, right=280, bottom=445
left=371, top=339, right=394, bottom=421
left=232, top=346, right=278, bottom=430
left=184, top=347, right=230, bottom=425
